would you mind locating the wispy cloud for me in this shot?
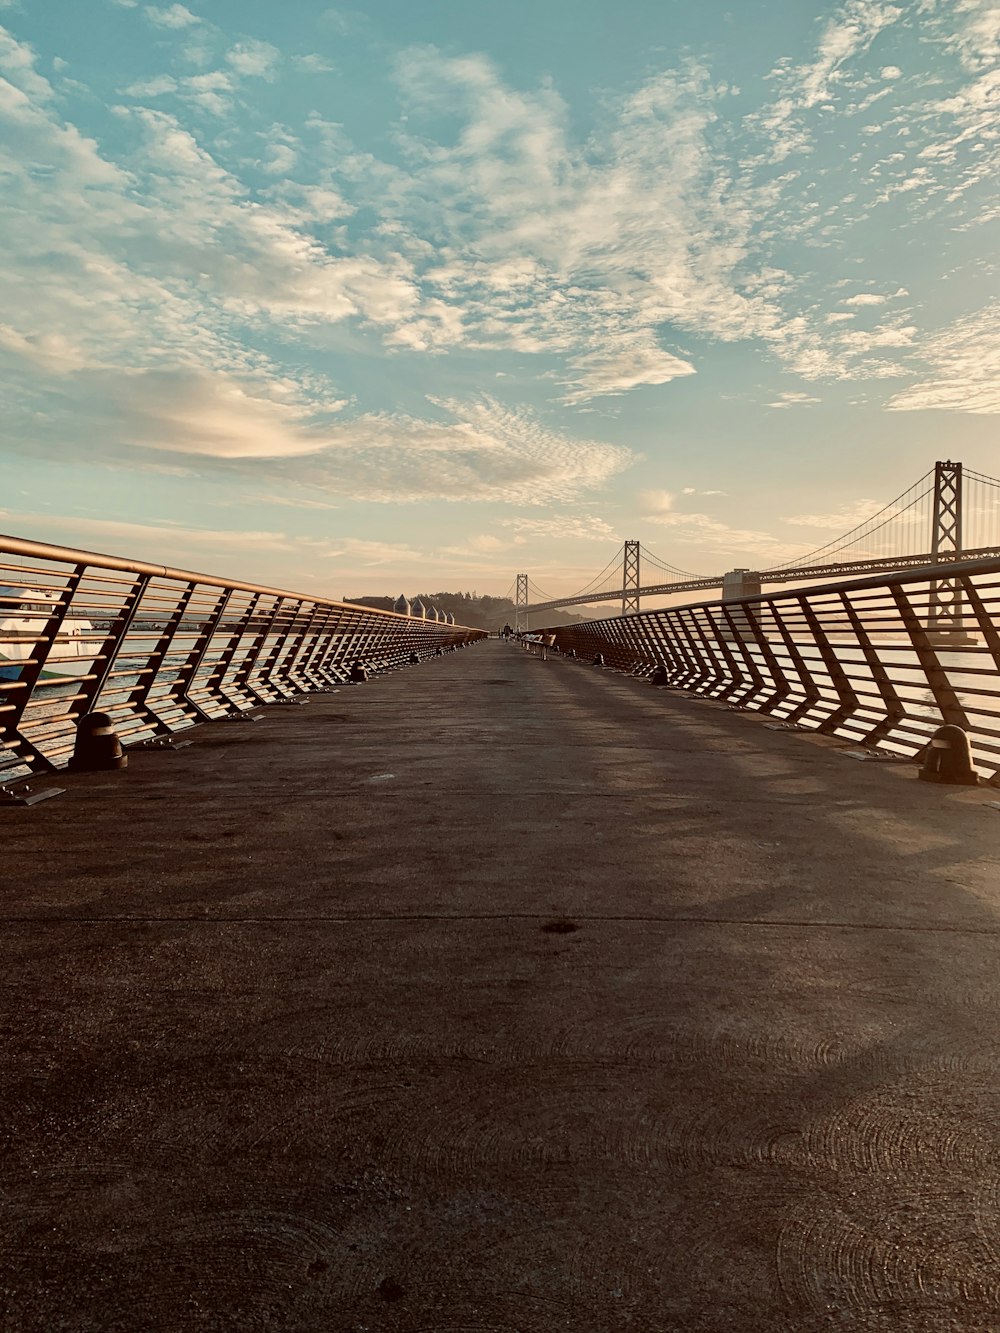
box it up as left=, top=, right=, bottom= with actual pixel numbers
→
left=226, top=39, right=280, bottom=79
left=783, top=499, right=892, bottom=528
left=646, top=510, right=809, bottom=565
left=767, top=390, right=822, bottom=407
left=841, top=289, right=907, bottom=306
left=748, top=1, right=903, bottom=161
left=145, top=4, right=200, bottom=30
left=501, top=515, right=620, bottom=542
left=886, top=302, right=1000, bottom=414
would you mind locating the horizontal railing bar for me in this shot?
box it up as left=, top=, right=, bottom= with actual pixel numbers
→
left=0, top=531, right=415, bottom=615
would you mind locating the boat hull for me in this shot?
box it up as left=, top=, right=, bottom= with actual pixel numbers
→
left=0, top=657, right=89, bottom=685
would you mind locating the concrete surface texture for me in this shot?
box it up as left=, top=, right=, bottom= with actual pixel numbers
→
left=3, top=639, right=1000, bottom=1331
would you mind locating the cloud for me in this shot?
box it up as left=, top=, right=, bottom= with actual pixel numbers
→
left=91, top=368, right=341, bottom=459
left=885, top=302, right=1000, bottom=413
left=0, top=323, right=88, bottom=373
left=124, top=75, right=178, bottom=101
left=501, top=515, right=620, bottom=542
left=226, top=39, right=280, bottom=79
left=647, top=511, right=809, bottom=564
left=748, top=1, right=903, bottom=160
left=767, top=390, right=822, bottom=407
left=0, top=508, right=428, bottom=580
left=145, top=4, right=200, bottom=29
left=783, top=500, right=893, bottom=528
left=293, top=54, right=335, bottom=74
left=0, top=0, right=996, bottom=539
left=931, top=0, right=1000, bottom=73
left=0, top=510, right=302, bottom=557
left=637, top=489, right=676, bottom=515
left=562, top=347, right=696, bottom=404
left=370, top=53, right=793, bottom=398
left=841, top=288, right=907, bottom=306
left=3, top=350, right=633, bottom=502
left=0, top=24, right=57, bottom=100
left=437, top=533, right=516, bottom=558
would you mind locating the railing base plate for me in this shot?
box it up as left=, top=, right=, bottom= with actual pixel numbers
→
left=0, top=785, right=64, bottom=807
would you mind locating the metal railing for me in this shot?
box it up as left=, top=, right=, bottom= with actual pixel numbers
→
left=0, top=534, right=485, bottom=781
left=542, top=554, right=1000, bottom=782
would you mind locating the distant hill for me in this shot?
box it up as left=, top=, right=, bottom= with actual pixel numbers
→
left=344, top=591, right=614, bottom=630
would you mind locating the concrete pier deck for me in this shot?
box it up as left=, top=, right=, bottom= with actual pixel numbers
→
left=4, top=640, right=1000, bottom=1331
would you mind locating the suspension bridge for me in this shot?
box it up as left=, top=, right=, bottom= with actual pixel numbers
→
left=508, top=461, right=1000, bottom=623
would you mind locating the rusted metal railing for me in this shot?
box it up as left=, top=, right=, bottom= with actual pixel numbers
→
left=0, top=534, right=484, bottom=781
left=542, top=554, right=1000, bottom=782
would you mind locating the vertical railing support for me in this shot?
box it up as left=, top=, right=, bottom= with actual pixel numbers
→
left=71, top=572, right=152, bottom=721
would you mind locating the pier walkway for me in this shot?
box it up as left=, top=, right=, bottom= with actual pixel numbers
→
left=4, top=640, right=1000, bottom=1331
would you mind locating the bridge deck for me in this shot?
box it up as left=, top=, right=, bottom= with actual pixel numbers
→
left=4, top=641, right=1000, bottom=1331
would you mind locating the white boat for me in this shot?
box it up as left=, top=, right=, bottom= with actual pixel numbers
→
left=0, top=586, right=93, bottom=685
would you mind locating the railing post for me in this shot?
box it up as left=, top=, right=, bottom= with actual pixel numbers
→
left=771, top=598, right=822, bottom=726
left=743, top=599, right=795, bottom=716
left=174, top=587, right=232, bottom=721
left=672, top=608, right=716, bottom=691
left=684, top=607, right=731, bottom=695
left=718, top=602, right=768, bottom=707
left=308, top=608, right=344, bottom=685
left=127, top=581, right=201, bottom=730
left=258, top=599, right=301, bottom=698
left=199, top=592, right=257, bottom=713
left=6, top=567, right=84, bottom=733
left=231, top=596, right=284, bottom=704
left=891, top=582, right=969, bottom=729
left=71, top=572, right=152, bottom=720
left=272, top=601, right=316, bottom=692
left=798, top=598, right=859, bottom=733
left=839, top=591, right=905, bottom=746
left=291, top=604, right=332, bottom=688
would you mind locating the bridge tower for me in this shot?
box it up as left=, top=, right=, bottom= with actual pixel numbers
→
left=622, top=541, right=641, bottom=615
left=929, top=460, right=971, bottom=640
left=515, top=573, right=529, bottom=632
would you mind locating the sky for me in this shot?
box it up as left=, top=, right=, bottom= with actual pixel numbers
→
left=0, top=0, right=997, bottom=601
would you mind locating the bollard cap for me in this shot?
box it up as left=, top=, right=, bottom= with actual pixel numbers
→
left=77, top=710, right=114, bottom=734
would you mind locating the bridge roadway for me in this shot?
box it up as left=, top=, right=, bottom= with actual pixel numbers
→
left=3, top=640, right=1000, bottom=1331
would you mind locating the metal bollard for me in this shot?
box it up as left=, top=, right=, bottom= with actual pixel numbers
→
left=593, top=653, right=605, bottom=667
left=918, top=724, right=979, bottom=785
left=71, top=712, right=127, bottom=771
left=651, top=666, right=670, bottom=687
left=409, top=652, right=420, bottom=664
left=435, top=647, right=443, bottom=657
left=349, top=662, right=368, bottom=683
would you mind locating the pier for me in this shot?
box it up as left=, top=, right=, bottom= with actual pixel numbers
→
left=4, top=640, right=1000, bottom=1330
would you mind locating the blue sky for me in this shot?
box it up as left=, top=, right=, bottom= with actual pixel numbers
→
left=0, top=0, right=997, bottom=598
